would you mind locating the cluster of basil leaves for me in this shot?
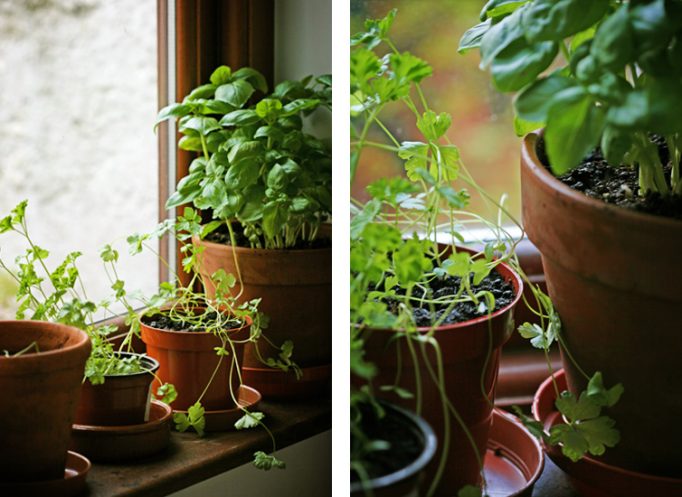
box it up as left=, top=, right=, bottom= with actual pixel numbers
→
left=460, top=0, right=682, bottom=196
left=157, top=65, right=331, bottom=249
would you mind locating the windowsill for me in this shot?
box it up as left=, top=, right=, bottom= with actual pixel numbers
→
left=84, top=394, right=330, bottom=497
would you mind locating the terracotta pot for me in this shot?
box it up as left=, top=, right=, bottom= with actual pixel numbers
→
left=140, top=313, right=250, bottom=411
left=192, top=224, right=331, bottom=371
left=359, top=247, right=523, bottom=495
left=74, top=352, right=159, bottom=426
left=351, top=402, right=437, bottom=497
left=0, top=320, right=90, bottom=482
left=521, top=131, right=682, bottom=476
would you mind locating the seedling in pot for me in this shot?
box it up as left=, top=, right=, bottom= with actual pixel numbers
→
left=126, top=207, right=298, bottom=470
left=0, top=200, right=172, bottom=395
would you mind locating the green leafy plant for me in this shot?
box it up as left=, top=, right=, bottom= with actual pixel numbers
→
left=459, top=0, right=631, bottom=462
left=0, top=200, right=165, bottom=386
left=157, top=65, right=332, bottom=249
left=126, top=207, right=291, bottom=470
left=460, top=0, right=682, bottom=195
left=350, top=10, right=525, bottom=497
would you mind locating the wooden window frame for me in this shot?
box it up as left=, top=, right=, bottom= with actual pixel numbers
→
left=156, top=0, right=274, bottom=283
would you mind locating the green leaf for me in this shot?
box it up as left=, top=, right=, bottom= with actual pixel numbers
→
left=586, top=372, right=624, bottom=408
left=393, top=239, right=430, bottom=286
left=491, top=37, right=558, bottom=92
left=545, top=88, right=605, bottom=174
left=555, top=390, right=600, bottom=421
left=514, top=72, right=575, bottom=122
left=514, top=115, right=543, bottom=137
left=521, top=0, right=609, bottom=43
left=282, top=98, right=320, bottom=116
left=518, top=322, right=555, bottom=349
left=156, top=383, right=177, bottom=404
left=601, top=126, right=632, bottom=166
left=156, top=103, right=192, bottom=125
left=253, top=451, right=286, bottom=471
left=232, top=67, right=268, bottom=93
left=479, top=5, right=526, bottom=68
left=179, top=116, right=221, bottom=137
left=480, top=0, right=528, bottom=21
left=234, top=411, right=265, bottom=430
left=591, top=6, right=634, bottom=70
left=458, top=19, right=492, bottom=54
left=220, top=110, right=261, bottom=127
left=255, top=98, right=283, bottom=120
left=390, top=52, right=433, bottom=85
left=350, top=199, right=381, bottom=240
left=417, top=111, right=452, bottom=141
left=350, top=48, right=381, bottom=94
left=350, top=8, right=396, bottom=49
left=185, top=84, right=216, bottom=101
left=209, top=65, right=232, bottom=85
left=458, top=485, right=483, bottom=497
left=398, top=141, right=429, bottom=181
left=215, top=80, right=255, bottom=108
left=262, top=201, right=288, bottom=239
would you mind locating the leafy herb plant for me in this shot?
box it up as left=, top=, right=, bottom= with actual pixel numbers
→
left=458, top=0, right=632, bottom=463
left=157, top=65, right=332, bottom=249
left=460, top=0, right=682, bottom=196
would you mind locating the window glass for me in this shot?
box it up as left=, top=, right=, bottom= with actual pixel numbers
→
left=0, top=0, right=158, bottom=318
left=351, top=0, right=521, bottom=224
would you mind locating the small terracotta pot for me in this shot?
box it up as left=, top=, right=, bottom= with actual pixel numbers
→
left=521, top=131, right=682, bottom=475
left=192, top=223, right=331, bottom=372
left=351, top=402, right=437, bottom=497
left=358, top=247, right=523, bottom=495
left=74, top=352, right=160, bottom=426
left=0, top=320, right=91, bottom=482
left=140, top=313, right=251, bottom=411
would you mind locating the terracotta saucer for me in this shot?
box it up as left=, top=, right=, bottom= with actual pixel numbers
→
left=173, top=385, right=262, bottom=432
left=482, top=408, right=544, bottom=497
left=532, top=369, right=682, bottom=497
left=71, top=399, right=172, bottom=463
left=0, top=451, right=90, bottom=497
left=242, top=363, right=331, bottom=400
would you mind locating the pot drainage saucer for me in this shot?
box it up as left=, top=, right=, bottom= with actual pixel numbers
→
left=242, top=363, right=331, bottom=400
left=71, top=399, right=172, bottom=463
left=532, top=369, right=682, bottom=497
left=0, top=451, right=90, bottom=497
left=173, top=385, right=262, bottom=432
left=482, top=409, right=544, bottom=497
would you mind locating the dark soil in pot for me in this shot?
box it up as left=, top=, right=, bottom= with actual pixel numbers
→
left=352, top=405, right=423, bottom=483
left=205, top=223, right=332, bottom=250
left=536, top=136, right=682, bottom=219
left=384, top=269, right=515, bottom=327
left=144, top=311, right=242, bottom=333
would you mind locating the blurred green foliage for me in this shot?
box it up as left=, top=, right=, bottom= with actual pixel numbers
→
left=351, top=0, right=522, bottom=221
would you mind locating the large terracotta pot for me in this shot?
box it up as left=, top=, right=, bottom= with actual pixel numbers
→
left=351, top=402, right=437, bottom=497
left=360, top=248, right=523, bottom=495
left=521, top=131, right=682, bottom=476
left=140, top=315, right=250, bottom=411
left=0, top=320, right=90, bottom=482
left=192, top=226, right=331, bottom=372
left=74, top=352, right=159, bottom=426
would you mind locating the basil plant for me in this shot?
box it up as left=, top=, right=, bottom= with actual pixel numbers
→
left=460, top=0, right=682, bottom=196
left=157, top=65, right=332, bottom=249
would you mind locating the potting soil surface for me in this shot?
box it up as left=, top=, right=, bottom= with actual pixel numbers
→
left=537, top=136, right=682, bottom=220
left=143, top=311, right=242, bottom=332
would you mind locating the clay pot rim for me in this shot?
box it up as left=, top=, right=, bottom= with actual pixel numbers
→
left=532, top=369, right=682, bottom=485
left=522, top=130, right=682, bottom=228
left=95, top=351, right=160, bottom=379
left=350, top=401, right=437, bottom=494
left=139, top=307, right=253, bottom=336
left=0, top=320, right=90, bottom=361
left=192, top=234, right=331, bottom=255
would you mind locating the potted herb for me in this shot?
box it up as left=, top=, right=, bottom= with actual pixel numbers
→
left=156, top=65, right=332, bottom=397
left=127, top=207, right=286, bottom=470
left=460, top=0, right=680, bottom=477
left=351, top=11, right=526, bottom=496
left=0, top=320, right=90, bottom=483
left=0, top=201, right=171, bottom=428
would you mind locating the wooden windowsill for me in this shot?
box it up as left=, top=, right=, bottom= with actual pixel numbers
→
left=85, top=394, right=330, bottom=497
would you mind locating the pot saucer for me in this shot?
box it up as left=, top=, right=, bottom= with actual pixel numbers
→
left=532, top=370, right=682, bottom=497
left=0, top=451, right=90, bottom=497
left=482, top=409, right=544, bottom=497
left=242, top=363, right=331, bottom=400
left=71, top=399, right=172, bottom=463
left=173, top=385, right=262, bottom=432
